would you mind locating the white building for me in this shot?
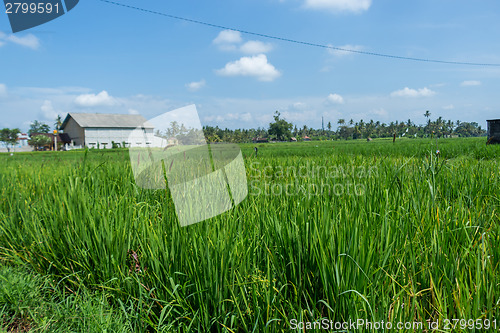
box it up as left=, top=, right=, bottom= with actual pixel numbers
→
left=17, top=133, right=29, bottom=147
left=0, top=133, right=30, bottom=152
left=60, top=113, right=166, bottom=149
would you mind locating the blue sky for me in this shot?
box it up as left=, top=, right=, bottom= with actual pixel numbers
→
left=1, top=0, right=499, bottom=132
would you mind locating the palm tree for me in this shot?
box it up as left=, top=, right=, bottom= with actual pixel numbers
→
left=424, top=111, right=431, bottom=135
left=447, top=119, right=453, bottom=137
left=359, top=119, right=365, bottom=131
left=424, top=110, right=431, bottom=124
left=54, top=115, right=63, bottom=130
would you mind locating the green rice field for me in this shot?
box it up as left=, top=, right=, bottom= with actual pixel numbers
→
left=1, top=137, right=499, bottom=332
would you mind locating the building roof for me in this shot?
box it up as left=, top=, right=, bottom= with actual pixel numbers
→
left=60, top=113, right=154, bottom=130
left=487, top=119, right=500, bottom=122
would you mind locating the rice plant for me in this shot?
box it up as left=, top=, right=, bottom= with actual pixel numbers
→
left=0, top=137, right=499, bottom=332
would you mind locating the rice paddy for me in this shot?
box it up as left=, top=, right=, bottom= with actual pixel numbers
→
left=0, top=137, right=499, bottom=332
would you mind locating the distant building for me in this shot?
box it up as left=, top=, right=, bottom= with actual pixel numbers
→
left=253, top=137, right=269, bottom=143
left=60, top=113, right=164, bottom=149
left=0, top=133, right=30, bottom=152
left=487, top=119, right=500, bottom=144
left=303, top=136, right=311, bottom=141
left=30, top=132, right=72, bottom=150
left=17, top=133, right=29, bottom=147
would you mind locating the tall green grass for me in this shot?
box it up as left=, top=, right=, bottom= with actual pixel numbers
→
left=0, top=137, right=499, bottom=332
left=0, top=265, right=132, bottom=332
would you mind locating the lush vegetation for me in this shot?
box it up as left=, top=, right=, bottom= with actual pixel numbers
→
left=0, top=129, right=20, bottom=152
left=27, top=120, right=51, bottom=137
left=0, top=137, right=499, bottom=332
left=0, top=265, right=129, bottom=332
left=2, top=113, right=487, bottom=152
left=27, top=135, right=52, bottom=151
left=203, top=113, right=486, bottom=143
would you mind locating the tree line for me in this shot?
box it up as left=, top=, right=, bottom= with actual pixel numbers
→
left=203, top=110, right=486, bottom=143
left=0, top=111, right=487, bottom=151
left=0, top=118, right=59, bottom=151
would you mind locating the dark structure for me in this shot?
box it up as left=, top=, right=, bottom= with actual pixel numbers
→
left=31, top=133, right=72, bottom=150
left=253, top=137, right=269, bottom=143
left=487, top=119, right=500, bottom=144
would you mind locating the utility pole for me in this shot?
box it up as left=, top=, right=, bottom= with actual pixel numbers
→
left=53, top=130, right=57, bottom=151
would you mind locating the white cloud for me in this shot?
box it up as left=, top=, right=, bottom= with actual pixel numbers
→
left=291, top=102, right=308, bottom=110
left=74, top=90, right=118, bottom=107
left=213, top=30, right=273, bottom=54
left=213, top=30, right=242, bottom=44
left=186, top=79, right=206, bottom=92
left=225, top=113, right=240, bottom=120
left=304, top=0, right=372, bottom=13
left=4, top=33, right=40, bottom=49
left=216, top=54, right=281, bottom=81
left=240, top=41, right=273, bottom=54
left=39, top=100, right=59, bottom=121
left=370, top=108, right=388, bottom=117
left=204, top=115, right=225, bottom=123
left=461, top=80, right=481, bottom=87
left=443, top=104, right=454, bottom=110
left=390, top=87, right=436, bottom=98
left=281, top=111, right=317, bottom=124
left=328, top=44, right=364, bottom=57
left=327, top=93, right=344, bottom=104
left=241, top=113, right=252, bottom=122
left=128, top=108, right=140, bottom=115
left=203, top=112, right=252, bottom=123
left=213, top=30, right=242, bottom=51
left=0, top=83, right=7, bottom=97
